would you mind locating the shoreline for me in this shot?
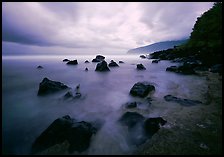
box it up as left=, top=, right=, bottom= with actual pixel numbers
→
left=134, top=71, right=222, bottom=155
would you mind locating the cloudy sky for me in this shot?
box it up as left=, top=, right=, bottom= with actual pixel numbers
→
left=2, top=2, right=214, bottom=55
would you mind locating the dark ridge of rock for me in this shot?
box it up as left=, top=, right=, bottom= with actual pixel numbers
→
left=37, top=65, right=43, bottom=69
left=85, top=67, right=88, bottom=71
left=109, top=61, right=119, bottom=67
left=38, top=78, right=69, bottom=96
left=164, top=95, right=202, bottom=106
left=84, top=60, right=90, bottom=63
left=140, top=55, right=146, bottom=59
left=95, top=61, right=110, bottom=72
left=137, top=64, right=146, bottom=70
left=152, top=59, right=160, bottom=63
left=66, top=60, right=78, bottom=65
left=130, top=82, right=155, bottom=98
left=119, top=61, right=124, bottom=63
left=118, top=112, right=145, bottom=129
left=31, top=115, right=97, bottom=154
left=63, top=59, right=70, bottom=62
left=166, top=64, right=196, bottom=75
left=144, top=117, right=167, bottom=137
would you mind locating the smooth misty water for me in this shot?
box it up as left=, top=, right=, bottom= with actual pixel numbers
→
left=2, top=54, right=208, bottom=155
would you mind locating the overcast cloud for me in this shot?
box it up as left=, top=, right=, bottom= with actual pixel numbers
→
left=2, top=2, right=214, bottom=55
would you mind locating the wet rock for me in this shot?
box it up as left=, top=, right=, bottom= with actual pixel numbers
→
left=85, top=67, right=88, bottom=71
left=37, top=65, right=43, bottom=69
left=164, top=95, right=202, bottom=106
left=63, top=59, right=70, bottom=62
left=66, top=60, right=78, bottom=65
left=144, top=117, right=167, bottom=137
left=31, top=115, right=97, bottom=154
left=92, top=55, right=105, bottom=62
left=125, top=102, right=137, bottom=109
left=38, top=78, right=69, bottom=96
left=152, top=59, right=160, bottom=63
left=137, top=64, right=146, bottom=70
left=140, top=55, right=146, bottom=59
left=84, top=60, right=90, bottom=63
left=95, top=61, right=110, bottom=72
left=119, top=61, right=124, bottom=63
left=118, top=112, right=145, bottom=129
left=130, top=82, right=155, bottom=98
left=109, top=60, right=119, bottom=67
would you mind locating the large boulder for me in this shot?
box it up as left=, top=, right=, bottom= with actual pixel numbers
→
left=137, top=64, right=146, bottom=70
left=164, top=95, right=202, bottom=106
left=108, top=60, right=119, bottom=67
left=130, top=82, right=155, bottom=98
left=92, top=55, right=105, bottom=62
left=95, top=61, right=110, bottom=72
left=31, top=115, right=97, bottom=154
left=38, top=78, right=69, bottom=96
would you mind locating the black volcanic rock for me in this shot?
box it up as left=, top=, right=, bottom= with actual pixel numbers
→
left=130, top=82, right=155, bottom=98
left=95, top=61, right=110, bottom=72
left=137, top=64, right=146, bottom=70
left=38, top=78, right=69, bottom=96
left=67, top=60, right=78, bottom=65
left=31, top=115, right=97, bottom=154
left=164, top=95, right=202, bottom=106
left=63, top=59, right=70, bottom=62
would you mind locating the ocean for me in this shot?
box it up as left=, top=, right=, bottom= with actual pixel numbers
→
left=2, top=54, right=208, bottom=155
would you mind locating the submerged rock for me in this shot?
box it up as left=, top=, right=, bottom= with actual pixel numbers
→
left=31, top=115, right=97, bottom=154
left=118, top=112, right=145, bottom=129
left=85, top=67, right=88, bottom=71
left=84, top=60, right=90, bottom=63
left=109, top=60, right=119, bottom=67
left=137, top=64, right=146, bottom=70
left=152, top=59, right=160, bottom=63
left=125, top=102, right=137, bottom=109
left=38, top=78, right=69, bottom=96
left=37, top=65, right=43, bottom=69
left=164, top=95, right=202, bottom=106
left=140, top=55, right=146, bottom=59
left=130, top=82, right=155, bottom=98
left=63, top=59, right=70, bottom=62
left=67, top=60, right=78, bottom=65
left=95, top=61, right=110, bottom=72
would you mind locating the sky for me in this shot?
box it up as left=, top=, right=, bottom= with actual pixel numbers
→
left=2, top=2, right=214, bottom=55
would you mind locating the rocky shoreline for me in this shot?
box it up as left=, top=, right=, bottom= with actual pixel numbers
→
left=134, top=71, right=222, bottom=155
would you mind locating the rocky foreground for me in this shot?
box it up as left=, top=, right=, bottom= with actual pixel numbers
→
left=134, top=71, right=222, bottom=155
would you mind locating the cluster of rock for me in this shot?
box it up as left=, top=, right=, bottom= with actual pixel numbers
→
left=118, top=112, right=167, bottom=145
left=31, top=115, right=98, bottom=154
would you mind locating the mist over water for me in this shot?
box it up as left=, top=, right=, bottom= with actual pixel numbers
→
left=2, top=54, right=208, bottom=155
